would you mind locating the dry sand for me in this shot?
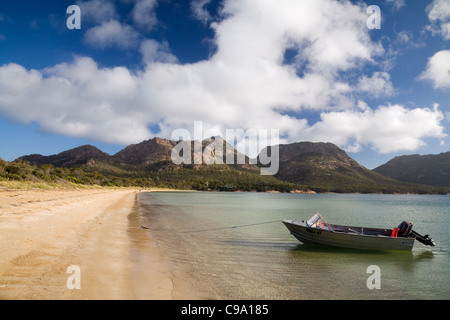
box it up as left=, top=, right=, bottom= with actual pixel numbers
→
left=0, top=188, right=173, bottom=300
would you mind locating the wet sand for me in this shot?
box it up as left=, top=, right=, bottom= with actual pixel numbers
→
left=0, top=188, right=173, bottom=300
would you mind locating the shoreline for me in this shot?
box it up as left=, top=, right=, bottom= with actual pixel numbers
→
left=0, top=188, right=173, bottom=300
left=142, top=189, right=450, bottom=196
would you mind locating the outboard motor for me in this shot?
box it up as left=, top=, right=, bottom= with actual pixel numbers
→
left=397, top=221, right=435, bottom=247
left=397, top=221, right=412, bottom=237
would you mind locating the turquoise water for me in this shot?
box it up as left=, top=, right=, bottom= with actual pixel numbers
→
left=137, top=192, right=450, bottom=300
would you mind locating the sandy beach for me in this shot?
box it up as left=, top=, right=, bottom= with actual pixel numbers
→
left=0, top=188, right=173, bottom=300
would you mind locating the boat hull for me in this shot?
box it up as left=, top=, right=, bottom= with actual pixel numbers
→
left=282, top=220, right=415, bottom=251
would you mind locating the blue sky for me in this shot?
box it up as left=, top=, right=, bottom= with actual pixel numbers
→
left=0, top=0, right=449, bottom=169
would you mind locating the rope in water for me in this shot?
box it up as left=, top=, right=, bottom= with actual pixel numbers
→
left=180, top=219, right=282, bottom=233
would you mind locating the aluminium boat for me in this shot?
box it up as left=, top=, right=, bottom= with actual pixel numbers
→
left=282, top=213, right=435, bottom=251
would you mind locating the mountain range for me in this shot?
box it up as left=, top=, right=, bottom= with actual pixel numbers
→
left=11, top=137, right=450, bottom=194
left=374, top=152, right=450, bottom=188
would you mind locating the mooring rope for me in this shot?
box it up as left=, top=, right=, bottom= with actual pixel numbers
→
left=180, top=219, right=282, bottom=233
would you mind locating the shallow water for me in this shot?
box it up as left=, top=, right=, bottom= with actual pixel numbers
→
left=137, top=192, right=450, bottom=300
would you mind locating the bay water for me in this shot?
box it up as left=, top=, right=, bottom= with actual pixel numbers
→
left=136, top=192, right=450, bottom=300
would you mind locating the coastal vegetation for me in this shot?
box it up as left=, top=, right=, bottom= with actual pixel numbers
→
left=0, top=157, right=300, bottom=192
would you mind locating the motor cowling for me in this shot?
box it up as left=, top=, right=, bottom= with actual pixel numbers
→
left=397, top=221, right=413, bottom=237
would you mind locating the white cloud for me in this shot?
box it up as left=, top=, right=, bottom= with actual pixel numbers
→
left=425, top=0, right=450, bottom=40
left=84, top=20, right=140, bottom=49
left=132, top=0, right=158, bottom=31
left=427, top=0, right=450, bottom=21
left=300, top=104, right=447, bottom=154
left=140, top=39, right=178, bottom=64
left=77, top=0, right=144, bottom=50
left=0, top=59, right=148, bottom=144
left=76, top=0, right=118, bottom=24
left=396, top=30, right=412, bottom=44
left=1, top=0, right=445, bottom=155
left=191, top=0, right=213, bottom=23
left=419, top=50, right=450, bottom=89
left=357, top=72, right=395, bottom=98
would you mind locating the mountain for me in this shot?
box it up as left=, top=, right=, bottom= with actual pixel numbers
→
left=18, top=137, right=253, bottom=168
left=259, top=142, right=442, bottom=193
left=373, top=152, right=450, bottom=187
left=17, top=139, right=176, bottom=167
left=113, top=138, right=175, bottom=165
left=17, top=145, right=111, bottom=167
left=113, top=136, right=254, bottom=169
left=12, top=137, right=292, bottom=191
left=12, top=138, right=449, bottom=194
